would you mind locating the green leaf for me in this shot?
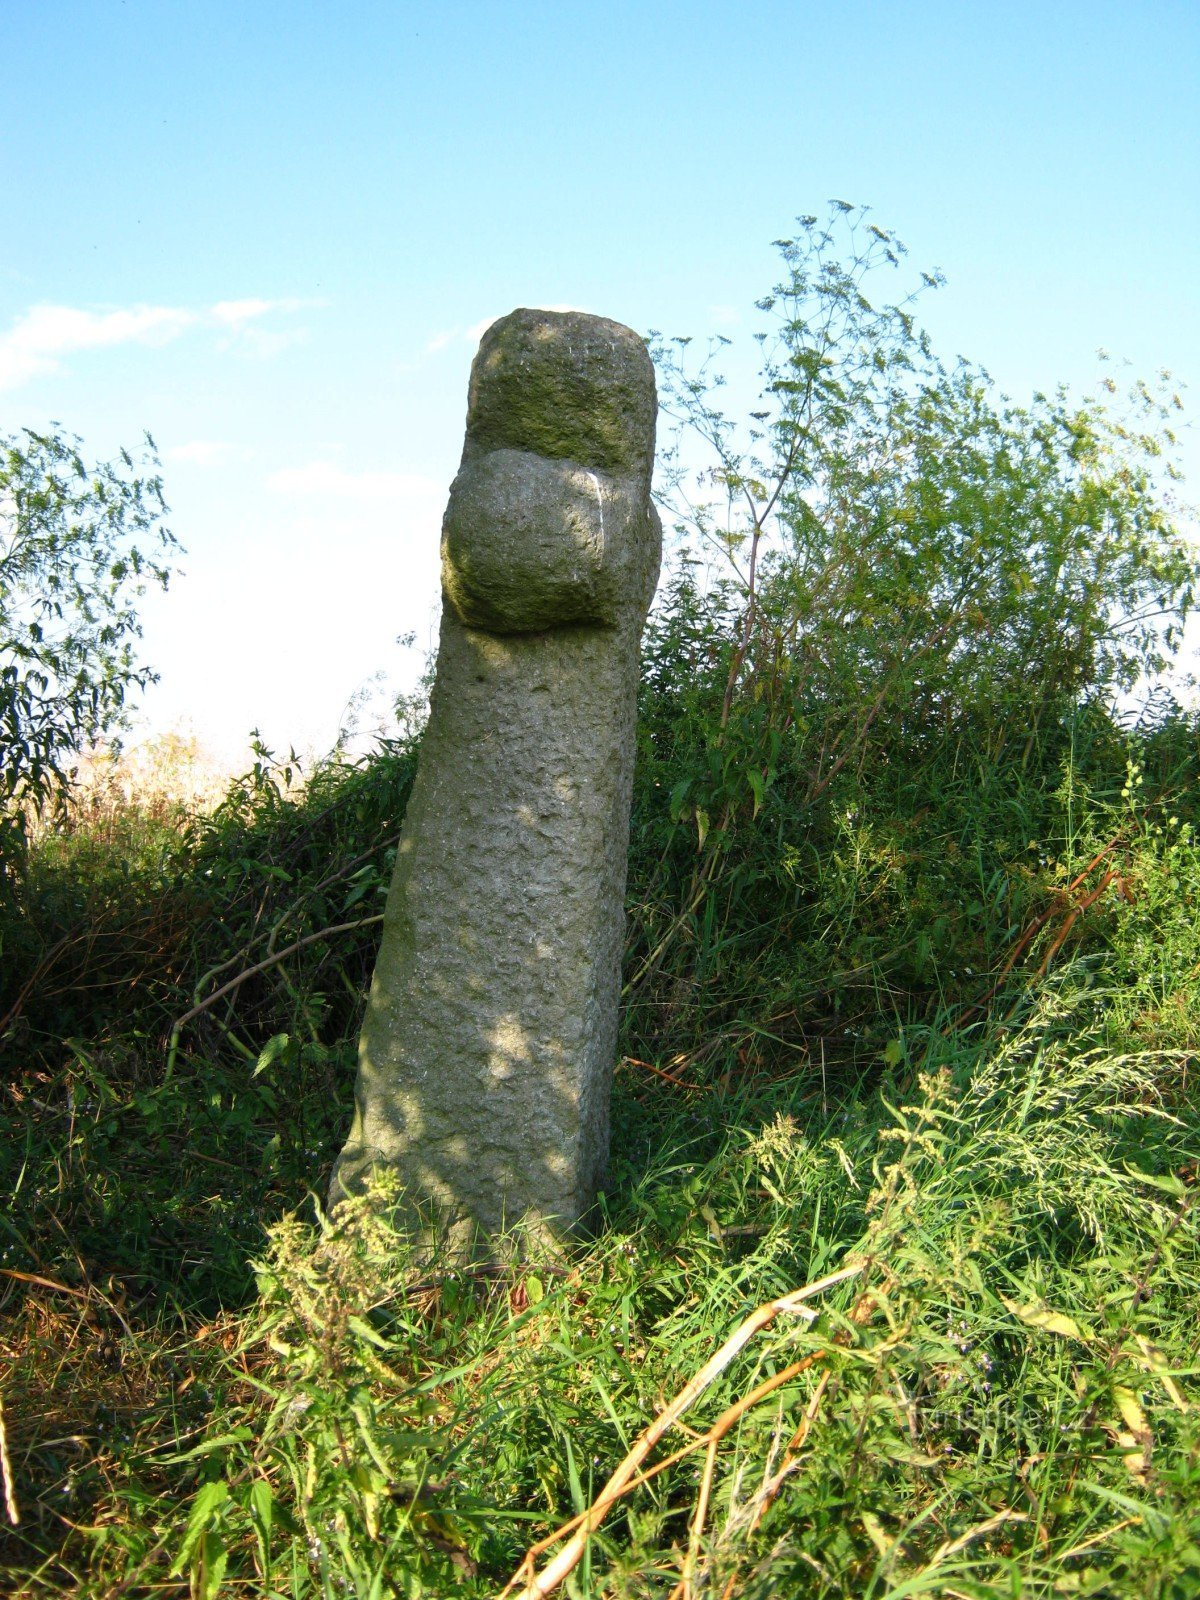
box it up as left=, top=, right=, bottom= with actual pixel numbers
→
left=248, top=1477, right=272, bottom=1539
left=170, top=1480, right=228, bottom=1575
left=165, top=1429, right=253, bottom=1464
left=1121, top=1163, right=1186, bottom=1196
left=564, top=1433, right=586, bottom=1517
left=198, top=1527, right=229, bottom=1600
left=253, top=1033, right=291, bottom=1078
left=668, top=778, right=692, bottom=820
left=346, top=1313, right=389, bottom=1349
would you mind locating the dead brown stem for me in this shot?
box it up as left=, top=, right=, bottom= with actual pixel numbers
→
left=498, top=1263, right=861, bottom=1600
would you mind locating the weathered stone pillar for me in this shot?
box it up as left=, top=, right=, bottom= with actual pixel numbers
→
left=331, top=309, right=660, bottom=1247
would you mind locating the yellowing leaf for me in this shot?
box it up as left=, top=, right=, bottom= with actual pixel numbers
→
left=1001, top=1296, right=1088, bottom=1341
left=1115, top=1430, right=1148, bottom=1483
left=1129, top=1335, right=1190, bottom=1413
left=1114, top=1386, right=1146, bottom=1436
left=1112, top=1386, right=1151, bottom=1484
left=861, top=1511, right=893, bottom=1559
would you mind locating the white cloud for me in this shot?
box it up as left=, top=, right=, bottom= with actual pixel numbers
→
left=265, top=461, right=443, bottom=503
left=0, top=296, right=315, bottom=391
left=166, top=439, right=236, bottom=466
left=463, top=314, right=499, bottom=345
left=212, top=297, right=290, bottom=327
left=211, top=298, right=316, bottom=358
left=423, top=319, right=494, bottom=353
left=220, top=324, right=307, bottom=360
left=0, top=304, right=197, bottom=389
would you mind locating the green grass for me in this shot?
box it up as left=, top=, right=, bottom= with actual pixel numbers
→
left=2, top=970, right=1198, bottom=1598
left=2, top=700, right=1199, bottom=1598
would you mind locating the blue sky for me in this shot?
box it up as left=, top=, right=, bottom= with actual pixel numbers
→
left=3, top=0, right=1198, bottom=763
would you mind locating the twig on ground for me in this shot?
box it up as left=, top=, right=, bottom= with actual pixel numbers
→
left=498, top=1260, right=862, bottom=1600
left=751, top=1366, right=831, bottom=1530
left=677, top=1358, right=818, bottom=1600
left=619, top=1056, right=710, bottom=1092
left=0, top=1391, right=19, bottom=1525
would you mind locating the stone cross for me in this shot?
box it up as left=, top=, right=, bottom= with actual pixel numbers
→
left=331, top=309, right=661, bottom=1248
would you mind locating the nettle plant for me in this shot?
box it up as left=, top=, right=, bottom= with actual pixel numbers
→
left=649, top=203, right=1196, bottom=818
left=628, top=203, right=1198, bottom=1046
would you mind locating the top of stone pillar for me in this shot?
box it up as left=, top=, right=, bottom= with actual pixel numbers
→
left=463, top=309, right=656, bottom=479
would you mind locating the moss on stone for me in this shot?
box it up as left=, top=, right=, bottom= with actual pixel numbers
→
left=465, top=309, right=655, bottom=475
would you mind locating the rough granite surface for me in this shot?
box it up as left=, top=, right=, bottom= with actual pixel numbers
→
left=330, top=309, right=661, bottom=1248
